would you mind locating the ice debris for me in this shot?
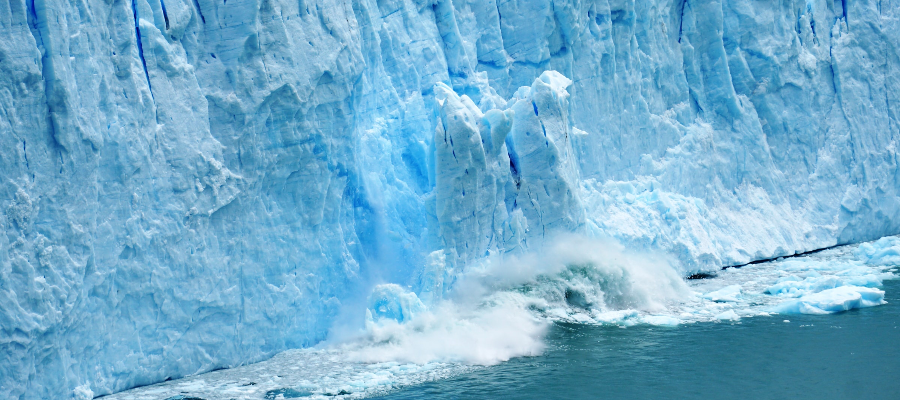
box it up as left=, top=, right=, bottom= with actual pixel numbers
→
left=366, top=284, right=426, bottom=324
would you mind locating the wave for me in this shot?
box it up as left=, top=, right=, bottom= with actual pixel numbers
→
left=103, top=236, right=899, bottom=399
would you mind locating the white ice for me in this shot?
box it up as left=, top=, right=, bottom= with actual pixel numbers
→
left=772, top=286, right=885, bottom=315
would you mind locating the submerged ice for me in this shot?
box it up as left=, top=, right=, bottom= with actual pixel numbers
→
left=2, top=0, right=900, bottom=398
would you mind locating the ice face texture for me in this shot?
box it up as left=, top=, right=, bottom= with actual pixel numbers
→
left=1, top=0, right=899, bottom=398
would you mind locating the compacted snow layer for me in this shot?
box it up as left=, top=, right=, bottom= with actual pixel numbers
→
left=2, top=0, right=900, bottom=397
left=102, top=236, right=899, bottom=400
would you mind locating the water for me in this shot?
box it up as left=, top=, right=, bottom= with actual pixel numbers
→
left=378, top=278, right=900, bottom=399
left=102, top=237, right=900, bottom=400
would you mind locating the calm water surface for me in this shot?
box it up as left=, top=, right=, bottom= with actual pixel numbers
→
left=377, top=279, right=900, bottom=399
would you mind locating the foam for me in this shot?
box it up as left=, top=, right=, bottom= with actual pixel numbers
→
left=351, top=297, right=547, bottom=366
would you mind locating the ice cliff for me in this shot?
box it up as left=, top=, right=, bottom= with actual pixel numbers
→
left=1, top=0, right=899, bottom=398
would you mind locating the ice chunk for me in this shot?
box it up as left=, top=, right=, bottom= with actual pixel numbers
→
left=765, top=275, right=841, bottom=296
left=773, top=286, right=886, bottom=315
left=715, top=310, right=740, bottom=321
left=642, top=315, right=682, bottom=326
left=418, top=251, right=448, bottom=307
left=73, top=385, right=94, bottom=400
left=593, top=310, right=642, bottom=325
left=537, top=70, right=573, bottom=96
left=855, top=237, right=900, bottom=266
left=702, top=285, right=743, bottom=302
left=367, top=285, right=426, bottom=324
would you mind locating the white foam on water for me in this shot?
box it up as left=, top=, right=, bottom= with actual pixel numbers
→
left=103, top=236, right=899, bottom=400
left=344, top=299, right=547, bottom=366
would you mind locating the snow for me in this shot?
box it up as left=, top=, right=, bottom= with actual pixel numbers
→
left=2, top=0, right=900, bottom=398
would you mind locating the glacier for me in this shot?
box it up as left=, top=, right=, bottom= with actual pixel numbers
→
left=1, top=0, right=899, bottom=398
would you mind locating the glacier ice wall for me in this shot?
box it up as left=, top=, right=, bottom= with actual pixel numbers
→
left=1, top=0, right=899, bottom=398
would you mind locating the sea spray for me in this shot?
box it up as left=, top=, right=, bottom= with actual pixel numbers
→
left=342, top=234, right=690, bottom=365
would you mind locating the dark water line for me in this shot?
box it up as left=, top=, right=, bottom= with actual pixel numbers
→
left=721, top=243, right=841, bottom=271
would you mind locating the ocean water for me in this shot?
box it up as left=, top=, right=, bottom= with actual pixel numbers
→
left=378, top=278, right=900, bottom=400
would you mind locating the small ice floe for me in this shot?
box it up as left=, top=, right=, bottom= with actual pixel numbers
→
left=772, top=286, right=886, bottom=315
left=641, top=315, right=682, bottom=326
left=702, top=285, right=743, bottom=302
left=715, top=310, right=740, bottom=321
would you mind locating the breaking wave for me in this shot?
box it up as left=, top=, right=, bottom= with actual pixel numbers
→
left=104, top=236, right=899, bottom=400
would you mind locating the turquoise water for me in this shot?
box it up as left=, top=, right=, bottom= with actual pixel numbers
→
left=377, top=279, right=900, bottom=399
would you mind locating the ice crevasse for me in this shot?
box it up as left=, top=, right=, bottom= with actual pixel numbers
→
left=1, top=0, right=899, bottom=398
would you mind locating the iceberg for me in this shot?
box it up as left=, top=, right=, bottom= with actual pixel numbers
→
left=1, top=0, right=900, bottom=398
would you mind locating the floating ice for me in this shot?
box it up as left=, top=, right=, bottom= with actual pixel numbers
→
left=772, top=286, right=886, bottom=315
left=703, top=285, right=743, bottom=302
left=686, top=240, right=897, bottom=319
left=641, top=315, right=683, bottom=326
left=715, top=310, right=741, bottom=321
left=855, top=237, right=900, bottom=266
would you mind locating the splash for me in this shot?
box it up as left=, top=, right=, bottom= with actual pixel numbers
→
left=342, top=234, right=691, bottom=366
left=102, top=236, right=898, bottom=400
